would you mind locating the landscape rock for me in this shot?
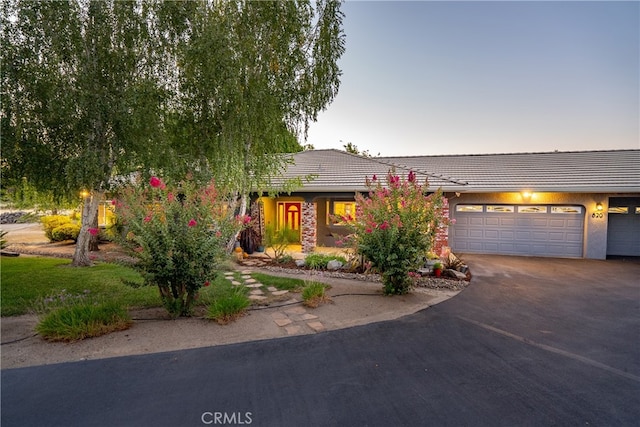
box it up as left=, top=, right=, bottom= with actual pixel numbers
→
left=0, top=212, right=27, bottom=224
left=295, top=259, right=306, bottom=267
left=326, top=260, right=343, bottom=270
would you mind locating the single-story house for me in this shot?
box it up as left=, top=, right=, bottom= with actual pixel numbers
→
left=252, top=149, right=640, bottom=260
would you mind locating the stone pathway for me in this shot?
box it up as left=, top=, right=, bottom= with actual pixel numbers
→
left=222, top=270, right=326, bottom=336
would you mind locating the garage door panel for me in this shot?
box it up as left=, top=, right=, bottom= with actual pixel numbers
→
left=452, top=205, right=584, bottom=258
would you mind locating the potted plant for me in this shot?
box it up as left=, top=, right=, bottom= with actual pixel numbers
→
left=433, top=261, right=443, bottom=278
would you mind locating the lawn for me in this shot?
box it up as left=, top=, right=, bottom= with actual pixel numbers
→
left=0, top=257, right=158, bottom=316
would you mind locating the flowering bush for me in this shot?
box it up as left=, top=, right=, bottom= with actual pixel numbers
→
left=115, top=176, right=244, bottom=317
left=342, top=171, right=449, bottom=295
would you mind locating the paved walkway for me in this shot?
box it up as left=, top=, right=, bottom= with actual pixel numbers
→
left=223, top=270, right=327, bottom=335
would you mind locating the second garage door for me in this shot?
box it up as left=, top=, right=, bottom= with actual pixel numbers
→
left=451, top=204, right=584, bottom=258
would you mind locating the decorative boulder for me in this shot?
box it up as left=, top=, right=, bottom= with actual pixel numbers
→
left=326, top=260, right=344, bottom=270
left=295, top=259, right=306, bottom=267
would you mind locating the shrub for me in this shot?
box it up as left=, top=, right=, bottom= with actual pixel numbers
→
left=302, top=282, right=331, bottom=308
left=51, top=223, right=81, bottom=242
left=206, top=288, right=251, bottom=324
left=342, top=171, right=449, bottom=295
left=115, top=176, right=244, bottom=317
left=0, top=229, right=7, bottom=250
left=264, top=224, right=298, bottom=262
left=41, top=215, right=78, bottom=242
left=304, top=253, right=347, bottom=269
left=36, top=302, right=131, bottom=341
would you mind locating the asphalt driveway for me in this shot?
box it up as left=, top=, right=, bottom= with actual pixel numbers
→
left=2, top=255, right=639, bottom=426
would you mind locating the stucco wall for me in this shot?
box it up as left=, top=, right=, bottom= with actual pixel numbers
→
left=447, top=192, right=621, bottom=259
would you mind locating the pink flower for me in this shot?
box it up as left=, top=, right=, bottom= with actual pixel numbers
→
left=88, top=228, right=99, bottom=236
left=372, top=174, right=377, bottom=181
left=143, top=215, right=152, bottom=223
left=111, top=199, right=117, bottom=205
left=408, top=170, right=416, bottom=183
left=167, top=193, right=175, bottom=202
left=188, top=219, right=197, bottom=227
left=149, top=176, right=163, bottom=188
left=365, top=228, right=373, bottom=234
left=204, top=281, right=210, bottom=287
left=215, top=231, right=222, bottom=237
left=379, top=221, right=389, bottom=230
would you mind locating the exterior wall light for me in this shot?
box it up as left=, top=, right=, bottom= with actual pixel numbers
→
left=521, top=191, right=532, bottom=202
left=596, top=202, right=603, bottom=212
left=80, top=190, right=90, bottom=198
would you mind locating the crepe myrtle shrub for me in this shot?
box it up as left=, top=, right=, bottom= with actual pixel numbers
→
left=115, top=176, right=246, bottom=317
left=341, top=171, right=449, bottom=295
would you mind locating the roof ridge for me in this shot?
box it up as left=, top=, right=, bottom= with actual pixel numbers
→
left=379, top=148, right=640, bottom=159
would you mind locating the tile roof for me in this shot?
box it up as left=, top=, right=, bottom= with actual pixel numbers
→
left=279, top=149, right=640, bottom=193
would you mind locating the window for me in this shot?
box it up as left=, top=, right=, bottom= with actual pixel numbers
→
left=551, top=206, right=582, bottom=214
left=330, top=201, right=356, bottom=224
left=608, top=207, right=629, bottom=214
left=456, top=205, right=483, bottom=213
left=518, top=206, right=548, bottom=214
left=636, top=207, right=640, bottom=215
left=486, top=205, right=514, bottom=213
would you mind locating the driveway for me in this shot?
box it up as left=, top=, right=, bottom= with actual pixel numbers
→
left=2, top=255, right=639, bottom=426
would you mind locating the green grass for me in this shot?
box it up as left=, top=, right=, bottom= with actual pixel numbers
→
left=249, top=272, right=307, bottom=291
left=1, top=257, right=158, bottom=316
left=302, top=282, right=331, bottom=308
left=36, top=301, right=132, bottom=342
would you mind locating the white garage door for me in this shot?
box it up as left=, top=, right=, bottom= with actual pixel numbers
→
left=451, top=204, right=584, bottom=258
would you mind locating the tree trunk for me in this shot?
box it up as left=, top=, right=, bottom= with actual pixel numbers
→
left=72, top=191, right=102, bottom=267
left=89, top=212, right=99, bottom=252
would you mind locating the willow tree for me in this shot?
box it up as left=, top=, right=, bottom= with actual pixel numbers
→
left=2, top=0, right=167, bottom=266
left=165, top=0, right=345, bottom=210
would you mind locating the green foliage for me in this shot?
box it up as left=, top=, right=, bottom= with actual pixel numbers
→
left=304, top=253, right=347, bottom=269
left=51, top=223, right=81, bottom=242
left=302, top=282, right=331, bottom=308
left=0, top=257, right=155, bottom=317
left=41, top=215, right=78, bottom=242
left=342, top=171, right=449, bottom=295
left=249, top=272, right=306, bottom=292
left=35, top=291, right=132, bottom=342
left=264, top=224, right=299, bottom=262
left=115, top=176, right=244, bottom=317
left=206, top=288, right=251, bottom=325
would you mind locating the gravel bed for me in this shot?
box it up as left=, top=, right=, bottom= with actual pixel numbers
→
left=261, top=265, right=470, bottom=291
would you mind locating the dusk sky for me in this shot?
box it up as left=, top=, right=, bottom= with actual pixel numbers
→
left=305, top=1, right=640, bottom=156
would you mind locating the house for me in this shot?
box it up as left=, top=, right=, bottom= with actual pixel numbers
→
left=252, top=149, right=640, bottom=260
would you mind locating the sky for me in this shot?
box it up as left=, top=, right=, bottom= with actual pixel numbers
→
left=305, top=1, right=640, bottom=156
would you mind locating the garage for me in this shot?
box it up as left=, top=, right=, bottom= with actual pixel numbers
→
left=607, top=197, right=640, bottom=257
left=451, top=204, right=584, bottom=258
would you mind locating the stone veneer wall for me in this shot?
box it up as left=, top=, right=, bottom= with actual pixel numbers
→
left=433, top=197, right=450, bottom=256
left=301, top=202, right=317, bottom=253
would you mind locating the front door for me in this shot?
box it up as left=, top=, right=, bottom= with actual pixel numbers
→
left=277, top=202, right=301, bottom=242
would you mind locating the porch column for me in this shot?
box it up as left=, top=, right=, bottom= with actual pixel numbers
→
left=434, top=197, right=450, bottom=256
left=301, top=201, right=317, bottom=253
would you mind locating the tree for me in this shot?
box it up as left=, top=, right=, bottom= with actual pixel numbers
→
left=164, top=0, right=345, bottom=210
left=342, top=141, right=377, bottom=157
left=2, top=0, right=167, bottom=266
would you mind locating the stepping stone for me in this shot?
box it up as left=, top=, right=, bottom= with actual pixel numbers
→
left=245, top=284, right=262, bottom=289
left=284, top=325, right=303, bottom=335
left=241, top=275, right=252, bottom=280
left=271, top=312, right=288, bottom=320
left=223, top=272, right=234, bottom=276
left=267, top=286, right=278, bottom=292
left=248, top=295, right=267, bottom=301
left=230, top=280, right=242, bottom=286
left=244, top=278, right=257, bottom=284
left=249, top=289, right=264, bottom=295
left=285, top=307, right=307, bottom=315
left=300, top=313, right=318, bottom=320
left=307, top=322, right=325, bottom=332
left=241, top=270, right=252, bottom=274
left=272, top=290, right=289, bottom=296
left=273, top=318, right=292, bottom=327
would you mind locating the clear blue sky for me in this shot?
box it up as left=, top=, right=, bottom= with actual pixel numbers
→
left=305, top=1, right=640, bottom=156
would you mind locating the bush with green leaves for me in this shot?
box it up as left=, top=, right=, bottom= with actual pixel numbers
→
left=51, top=223, right=81, bottom=242
left=34, top=289, right=131, bottom=341
left=302, top=282, right=331, bottom=308
left=342, top=171, right=449, bottom=295
left=41, top=215, right=79, bottom=242
left=264, top=224, right=299, bottom=262
left=206, top=287, right=251, bottom=324
left=304, top=253, right=347, bottom=269
left=115, top=176, right=245, bottom=317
